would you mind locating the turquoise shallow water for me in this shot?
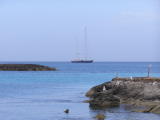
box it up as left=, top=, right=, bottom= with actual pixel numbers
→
left=0, top=62, right=160, bottom=120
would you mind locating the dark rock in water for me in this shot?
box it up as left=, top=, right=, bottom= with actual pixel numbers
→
left=83, top=100, right=90, bottom=103
left=86, top=77, right=160, bottom=114
left=0, top=64, right=56, bottom=71
left=89, top=92, right=120, bottom=108
left=64, top=109, right=69, bottom=114
left=95, top=114, right=106, bottom=120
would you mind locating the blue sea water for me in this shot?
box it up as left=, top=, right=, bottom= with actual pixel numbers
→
left=0, top=62, right=160, bottom=120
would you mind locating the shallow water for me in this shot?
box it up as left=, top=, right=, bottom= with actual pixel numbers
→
left=0, top=62, right=160, bottom=120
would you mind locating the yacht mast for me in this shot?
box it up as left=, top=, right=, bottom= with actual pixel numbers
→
left=75, top=36, right=80, bottom=59
left=71, top=26, right=93, bottom=63
left=84, top=26, right=88, bottom=60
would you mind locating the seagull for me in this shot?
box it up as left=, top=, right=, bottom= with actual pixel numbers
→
left=103, top=86, right=106, bottom=91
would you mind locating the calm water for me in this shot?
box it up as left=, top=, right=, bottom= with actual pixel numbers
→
left=0, top=62, right=160, bottom=120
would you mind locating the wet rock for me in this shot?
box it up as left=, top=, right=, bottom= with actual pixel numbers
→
left=149, top=105, right=160, bottom=114
left=95, top=114, right=106, bottom=120
left=89, top=92, right=120, bottom=108
left=133, top=105, right=160, bottom=114
left=83, top=100, right=90, bottom=103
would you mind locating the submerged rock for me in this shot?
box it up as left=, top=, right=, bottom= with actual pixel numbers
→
left=86, top=77, right=160, bottom=114
left=95, top=114, right=106, bottom=120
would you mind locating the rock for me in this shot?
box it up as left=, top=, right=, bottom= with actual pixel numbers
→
left=86, top=77, right=160, bottom=113
left=134, top=105, right=160, bottom=114
left=64, top=109, right=69, bottom=114
left=95, top=114, right=106, bottom=120
left=85, top=82, right=112, bottom=97
left=150, top=105, right=160, bottom=114
left=0, top=64, right=56, bottom=71
left=133, top=106, right=155, bottom=113
left=83, top=100, right=90, bottom=103
left=86, top=88, right=96, bottom=97
left=89, top=92, right=120, bottom=108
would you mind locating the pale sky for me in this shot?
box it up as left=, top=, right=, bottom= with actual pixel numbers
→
left=0, top=0, right=159, bottom=61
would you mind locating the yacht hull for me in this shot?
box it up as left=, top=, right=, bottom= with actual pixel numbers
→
left=71, top=60, right=93, bottom=63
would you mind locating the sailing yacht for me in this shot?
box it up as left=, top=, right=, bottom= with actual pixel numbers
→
left=71, top=59, right=93, bottom=63
left=71, top=27, right=94, bottom=63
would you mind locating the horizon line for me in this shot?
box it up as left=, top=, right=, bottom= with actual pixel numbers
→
left=0, top=61, right=159, bottom=63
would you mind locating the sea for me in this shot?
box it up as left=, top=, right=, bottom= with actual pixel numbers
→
left=0, top=62, right=160, bottom=120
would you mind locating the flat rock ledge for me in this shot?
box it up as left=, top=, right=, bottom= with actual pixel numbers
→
left=86, top=77, right=160, bottom=114
left=0, top=64, right=56, bottom=71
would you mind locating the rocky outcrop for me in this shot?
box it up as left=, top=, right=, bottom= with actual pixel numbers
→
left=0, top=64, right=56, bottom=71
left=86, top=77, right=160, bottom=113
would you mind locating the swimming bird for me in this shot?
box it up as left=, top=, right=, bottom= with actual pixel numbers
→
left=64, top=109, right=69, bottom=114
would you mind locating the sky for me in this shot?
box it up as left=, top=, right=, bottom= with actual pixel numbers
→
left=0, top=0, right=159, bottom=62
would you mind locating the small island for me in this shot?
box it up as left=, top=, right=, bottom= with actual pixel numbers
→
left=0, top=64, right=56, bottom=71
left=86, top=77, right=160, bottom=114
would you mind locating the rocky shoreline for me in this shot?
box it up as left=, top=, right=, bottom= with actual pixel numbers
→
left=0, top=64, right=56, bottom=71
left=86, top=77, right=160, bottom=114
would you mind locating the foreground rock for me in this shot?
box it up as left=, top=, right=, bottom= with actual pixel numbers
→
left=86, top=77, right=160, bottom=114
left=0, top=64, right=56, bottom=71
left=89, top=92, right=120, bottom=108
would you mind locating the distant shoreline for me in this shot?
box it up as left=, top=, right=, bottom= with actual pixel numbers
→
left=0, top=61, right=159, bottom=63
left=0, top=64, right=56, bottom=71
